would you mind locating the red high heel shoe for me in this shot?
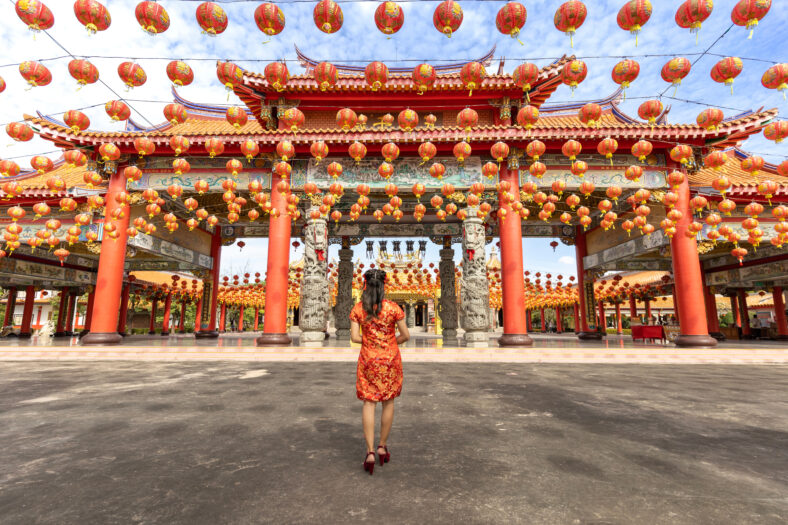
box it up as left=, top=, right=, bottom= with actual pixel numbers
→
left=363, top=452, right=376, bottom=475
left=377, top=445, right=390, bottom=466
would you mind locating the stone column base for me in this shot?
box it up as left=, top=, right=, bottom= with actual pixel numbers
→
left=53, top=332, right=68, bottom=337
left=160, top=331, right=170, bottom=336
left=577, top=331, right=604, bottom=340
left=335, top=328, right=350, bottom=340
left=148, top=330, right=157, bottom=335
left=18, top=333, right=32, bottom=339
left=464, top=331, right=489, bottom=347
left=81, top=332, right=123, bottom=345
left=195, top=331, right=219, bottom=339
left=709, top=331, right=726, bottom=341
left=674, top=334, right=718, bottom=348
left=301, top=331, right=326, bottom=347
left=497, top=333, right=534, bottom=347
left=256, top=333, right=292, bottom=346
left=442, top=328, right=458, bottom=339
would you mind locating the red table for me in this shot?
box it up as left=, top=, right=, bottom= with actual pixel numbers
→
left=631, top=325, right=666, bottom=343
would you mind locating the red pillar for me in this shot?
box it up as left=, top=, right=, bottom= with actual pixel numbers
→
left=738, top=289, right=751, bottom=338
left=194, top=297, right=203, bottom=333
left=65, top=293, right=77, bottom=334
left=254, top=307, right=260, bottom=331
left=3, top=287, right=17, bottom=328
left=148, top=299, right=158, bottom=335
left=238, top=305, right=245, bottom=332
left=539, top=307, right=545, bottom=332
left=257, top=169, right=293, bottom=346
left=704, top=285, right=722, bottom=339
left=83, top=290, right=95, bottom=333
left=645, top=299, right=652, bottom=323
left=615, top=302, right=623, bottom=335
left=497, top=164, right=531, bottom=346
left=19, top=285, right=35, bottom=337
left=179, top=300, right=187, bottom=333
left=573, top=303, right=580, bottom=333
left=196, top=229, right=222, bottom=337
left=669, top=175, right=716, bottom=347
left=598, top=301, right=606, bottom=333
left=82, top=168, right=130, bottom=345
left=772, top=286, right=788, bottom=338
left=54, top=288, right=70, bottom=336
left=629, top=296, right=637, bottom=319
left=575, top=227, right=601, bottom=339
left=730, top=294, right=741, bottom=328
left=117, top=282, right=131, bottom=335
left=219, top=303, right=227, bottom=332
left=161, top=292, right=173, bottom=336
left=555, top=307, right=562, bottom=333
left=526, top=310, right=532, bottom=331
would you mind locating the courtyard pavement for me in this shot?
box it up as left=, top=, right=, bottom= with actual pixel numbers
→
left=0, top=361, right=786, bottom=524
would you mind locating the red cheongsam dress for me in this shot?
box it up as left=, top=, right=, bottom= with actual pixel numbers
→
left=350, top=300, right=405, bottom=402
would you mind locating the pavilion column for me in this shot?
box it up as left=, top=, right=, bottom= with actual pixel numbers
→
left=54, top=287, right=70, bottom=337
left=555, top=307, right=562, bottom=333
left=82, top=167, right=130, bottom=345
left=729, top=293, right=741, bottom=328
left=771, top=286, right=788, bottom=339
left=573, top=303, right=580, bottom=333
left=196, top=228, right=222, bottom=338
left=406, top=304, right=416, bottom=328
left=219, top=303, right=227, bottom=332
left=161, top=292, right=173, bottom=336
left=704, top=285, right=724, bottom=340
left=598, top=301, right=606, bottom=334
left=526, top=310, right=532, bottom=331
left=334, top=238, right=354, bottom=340
left=257, top=170, right=292, bottom=346
left=575, top=226, right=602, bottom=339
left=254, top=307, right=260, bottom=331
left=540, top=307, right=546, bottom=332
left=81, top=289, right=95, bottom=335
left=629, top=296, right=637, bottom=319
left=615, top=302, right=623, bottom=335
left=669, top=175, right=716, bottom=347
left=65, top=293, right=77, bottom=335
left=117, top=282, right=131, bottom=336
left=459, top=211, right=490, bottom=345
left=438, top=237, right=458, bottom=340
left=3, top=286, right=17, bottom=329
left=178, top=300, right=186, bottom=332
left=497, top=162, right=532, bottom=346
left=238, top=305, right=245, bottom=332
left=19, top=285, right=36, bottom=338
left=299, top=208, right=330, bottom=345
left=148, top=298, right=158, bottom=335
left=194, top=297, right=203, bottom=332
left=645, top=299, right=652, bottom=322
left=738, top=289, right=752, bottom=338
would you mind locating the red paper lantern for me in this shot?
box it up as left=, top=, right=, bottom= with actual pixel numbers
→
left=264, top=62, right=289, bottom=92
left=526, top=140, right=545, bottom=161
left=412, top=63, right=437, bottom=94
left=611, top=59, right=640, bottom=98
left=6, top=122, right=34, bottom=142
left=670, top=144, right=693, bottom=165
left=675, top=0, right=714, bottom=40
left=98, top=143, right=120, bottom=162
left=19, top=61, right=51, bottom=87
left=15, top=0, right=54, bottom=32
left=124, top=166, right=142, bottom=182
left=205, top=138, right=225, bottom=158
left=418, top=142, right=437, bottom=164
left=314, top=62, right=338, bottom=91
left=764, top=121, right=788, bottom=144
left=453, top=142, right=472, bottom=164
left=74, top=0, right=111, bottom=34
left=226, top=159, right=243, bottom=177
left=118, top=62, right=147, bottom=89
left=314, top=0, right=343, bottom=34
left=196, top=2, right=228, bottom=35
left=496, top=3, right=527, bottom=42
left=31, top=156, right=53, bottom=175
left=103, top=100, right=129, bottom=122
left=310, top=141, right=329, bottom=162
left=554, top=0, right=587, bottom=47
left=136, top=1, right=169, bottom=35
left=482, top=162, right=499, bottom=180
left=378, top=162, right=395, bottom=180
left=0, top=161, right=20, bottom=177
left=529, top=161, right=546, bottom=179
left=216, top=61, right=243, bottom=93
left=710, top=57, right=744, bottom=94
left=226, top=106, right=248, bottom=129
left=382, top=142, right=400, bottom=163
left=490, top=142, right=510, bottom=163
left=170, top=135, right=190, bottom=156
left=279, top=107, right=305, bottom=133
left=516, top=105, right=539, bottom=129
left=173, top=159, right=190, bottom=175
left=512, top=62, right=540, bottom=98
left=631, top=139, right=652, bottom=162
left=741, top=155, right=765, bottom=177
left=460, top=62, right=486, bottom=96
left=166, top=61, right=194, bottom=87
left=433, top=0, right=463, bottom=38
left=661, top=57, right=692, bottom=93
left=625, top=165, right=643, bottom=182
left=349, top=141, right=367, bottom=163
left=163, top=103, right=188, bottom=126
left=578, top=103, right=602, bottom=127
left=375, top=1, right=404, bottom=36
left=398, top=109, right=418, bottom=132
left=429, top=163, right=446, bottom=180
left=637, top=99, right=663, bottom=125
left=761, top=63, right=788, bottom=99
left=696, top=108, right=724, bottom=130
left=597, top=138, right=618, bottom=163
left=561, top=140, right=582, bottom=162
left=254, top=3, right=285, bottom=38
left=617, top=0, right=652, bottom=46
left=456, top=108, right=478, bottom=134
left=731, top=0, right=771, bottom=39
left=327, top=162, right=343, bottom=180
left=364, top=61, right=389, bottom=91
left=561, top=60, right=587, bottom=95
left=68, top=59, right=98, bottom=88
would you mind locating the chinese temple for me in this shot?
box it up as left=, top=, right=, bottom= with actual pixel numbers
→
left=2, top=46, right=785, bottom=348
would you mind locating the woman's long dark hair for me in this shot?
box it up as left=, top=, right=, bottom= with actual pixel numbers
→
left=362, top=269, right=387, bottom=319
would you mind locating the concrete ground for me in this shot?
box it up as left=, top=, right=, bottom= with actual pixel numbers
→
left=0, top=362, right=786, bottom=524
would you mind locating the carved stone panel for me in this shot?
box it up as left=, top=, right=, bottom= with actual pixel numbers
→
left=334, top=248, right=354, bottom=339
left=439, top=248, right=458, bottom=338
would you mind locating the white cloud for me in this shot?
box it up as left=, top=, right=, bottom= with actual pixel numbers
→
left=558, top=256, right=575, bottom=265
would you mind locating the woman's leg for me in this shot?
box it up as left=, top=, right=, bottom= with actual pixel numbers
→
left=362, top=401, right=376, bottom=455
left=379, top=399, right=395, bottom=448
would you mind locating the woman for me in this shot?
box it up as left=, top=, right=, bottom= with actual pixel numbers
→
left=350, top=269, right=410, bottom=475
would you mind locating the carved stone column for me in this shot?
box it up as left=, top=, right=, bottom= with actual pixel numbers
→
left=406, top=303, right=415, bottom=328
left=439, top=240, right=458, bottom=340
left=334, top=238, right=354, bottom=340
left=459, top=211, right=490, bottom=346
left=300, top=209, right=330, bottom=345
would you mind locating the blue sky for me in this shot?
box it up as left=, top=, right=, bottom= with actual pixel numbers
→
left=1, top=0, right=786, bottom=277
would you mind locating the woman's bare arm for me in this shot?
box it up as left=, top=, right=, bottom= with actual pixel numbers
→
left=350, top=321, right=362, bottom=344
left=395, top=318, right=410, bottom=345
